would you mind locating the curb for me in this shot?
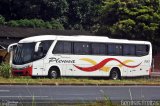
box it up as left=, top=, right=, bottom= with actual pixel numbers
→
left=0, top=83, right=160, bottom=86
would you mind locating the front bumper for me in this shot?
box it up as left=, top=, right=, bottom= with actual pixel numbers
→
left=12, top=66, right=32, bottom=76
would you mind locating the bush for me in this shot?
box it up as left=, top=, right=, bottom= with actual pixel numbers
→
left=45, top=22, right=52, bottom=29
left=8, top=20, right=19, bottom=27
left=50, top=19, right=64, bottom=30
left=18, top=19, right=34, bottom=27
left=7, top=18, right=64, bottom=30
left=0, top=63, right=11, bottom=78
left=31, top=19, right=45, bottom=28
left=0, top=15, right=5, bottom=25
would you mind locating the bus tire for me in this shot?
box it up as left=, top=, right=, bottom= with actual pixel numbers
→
left=109, top=68, right=121, bottom=80
left=48, top=67, right=60, bottom=79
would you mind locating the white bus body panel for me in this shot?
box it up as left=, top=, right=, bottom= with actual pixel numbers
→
left=31, top=54, right=151, bottom=77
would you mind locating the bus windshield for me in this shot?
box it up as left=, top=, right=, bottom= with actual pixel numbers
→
left=13, top=43, right=35, bottom=65
left=12, top=41, right=53, bottom=65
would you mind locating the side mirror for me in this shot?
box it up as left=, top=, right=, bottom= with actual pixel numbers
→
left=7, top=43, right=17, bottom=52
left=35, top=42, right=41, bottom=52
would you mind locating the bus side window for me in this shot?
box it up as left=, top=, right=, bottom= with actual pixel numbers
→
left=91, top=43, right=106, bottom=55
left=74, top=42, right=90, bottom=55
left=115, top=44, right=122, bottom=55
left=108, top=44, right=116, bottom=55
left=42, top=41, right=53, bottom=55
left=146, top=45, right=150, bottom=53
left=53, top=41, right=72, bottom=54
left=108, top=44, right=122, bottom=56
left=63, top=42, right=72, bottom=54
left=35, top=40, right=53, bottom=58
left=123, top=45, right=135, bottom=56
left=136, top=45, right=149, bottom=56
left=53, top=41, right=63, bottom=54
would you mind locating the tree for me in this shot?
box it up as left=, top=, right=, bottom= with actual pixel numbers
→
left=0, top=0, right=102, bottom=31
left=40, top=0, right=69, bottom=20
left=95, top=0, right=160, bottom=42
left=67, top=0, right=102, bottom=30
left=0, top=0, right=69, bottom=20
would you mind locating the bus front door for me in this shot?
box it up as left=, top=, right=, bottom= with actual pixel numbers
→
left=33, top=59, right=44, bottom=76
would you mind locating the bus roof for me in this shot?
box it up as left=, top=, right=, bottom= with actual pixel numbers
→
left=19, top=35, right=151, bottom=45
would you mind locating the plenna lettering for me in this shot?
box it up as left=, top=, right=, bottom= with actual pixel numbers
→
left=49, top=57, right=75, bottom=63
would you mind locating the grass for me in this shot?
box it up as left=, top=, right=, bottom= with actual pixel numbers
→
left=49, top=101, right=118, bottom=106
left=0, top=76, right=159, bottom=85
left=19, top=101, right=119, bottom=106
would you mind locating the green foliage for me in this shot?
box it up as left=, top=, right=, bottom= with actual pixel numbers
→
left=67, top=0, right=101, bottom=30
left=0, top=15, right=5, bottom=25
left=113, top=19, right=136, bottom=38
left=0, top=63, right=11, bottom=78
left=100, top=89, right=115, bottom=106
left=96, top=0, right=160, bottom=41
left=7, top=19, right=64, bottom=30
left=50, top=19, right=64, bottom=30
left=136, top=14, right=153, bottom=22
left=8, top=19, right=45, bottom=28
left=1, top=0, right=160, bottom=44
left=116, top=19, right=136, bottom=32
left=8, top=20, right=20, bottom=27
left=45, top=22, right=52, bottom=29
left=0, top=0, right=102, bottom=30
left=30, top=19, right=45, bottom=28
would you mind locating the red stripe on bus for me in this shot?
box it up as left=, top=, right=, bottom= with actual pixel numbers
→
left=74, top=58, right=142, bottom=72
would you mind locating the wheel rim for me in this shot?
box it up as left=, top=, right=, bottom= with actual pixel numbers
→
left=111, top=71, right=118, bottom=80
left=50, top=71, right=57, bottom=78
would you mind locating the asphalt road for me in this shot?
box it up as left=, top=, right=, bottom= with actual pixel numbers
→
left=0, top=85, right=160, bottom=105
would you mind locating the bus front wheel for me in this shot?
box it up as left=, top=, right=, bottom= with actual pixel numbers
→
left=110, top=68, right=121, bottom=80
left=48, top=69, right=59, bottom=79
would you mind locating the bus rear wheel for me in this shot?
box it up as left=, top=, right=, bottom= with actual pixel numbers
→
left=110, top=68, right=121, bottom=80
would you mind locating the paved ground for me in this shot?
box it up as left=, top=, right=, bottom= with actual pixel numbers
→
left=0, top=85, right=160, bottom=105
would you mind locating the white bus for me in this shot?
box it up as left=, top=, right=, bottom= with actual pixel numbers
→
left=8, top=35, right=152, bottom=79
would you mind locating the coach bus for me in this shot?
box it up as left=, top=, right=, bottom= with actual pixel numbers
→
left=8, top=35, right=152, bottom=79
